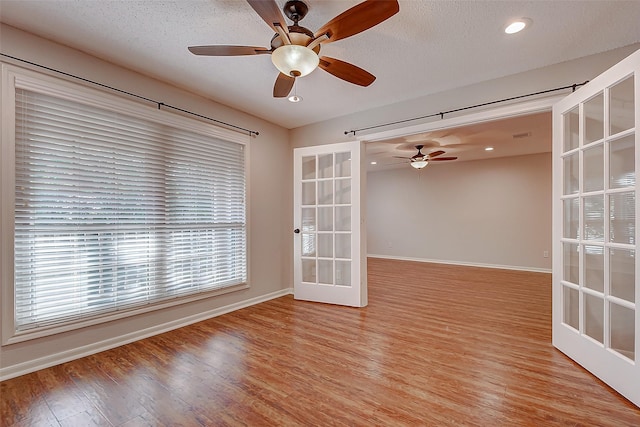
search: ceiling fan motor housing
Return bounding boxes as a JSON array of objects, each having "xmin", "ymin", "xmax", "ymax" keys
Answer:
[
  {"xmin": 270, "ymin": 1, "xmax": 319, "ymax": 53},
  {"xmin": 412, "ymin": 145, "xmax": 426, "ymax": 160},
  {"xmin": 283, "ymin": 0, "xmax": 309, "ymax": 23}
]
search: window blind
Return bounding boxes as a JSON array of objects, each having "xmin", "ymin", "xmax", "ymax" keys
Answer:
[{"xmin": 14, "ymin": 88, "xmax": 247, "ymax": 331}]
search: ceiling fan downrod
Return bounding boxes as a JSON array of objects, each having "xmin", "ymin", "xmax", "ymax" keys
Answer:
[{"xmin": 283, "ymin": 0, "xmax": 309, "ymax": 25}]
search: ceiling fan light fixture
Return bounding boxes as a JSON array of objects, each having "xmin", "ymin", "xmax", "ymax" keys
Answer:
[
  {"xmin": 272, "ymin": 45, "xmax": 319, "ymax": 77},
  {"xmin": 411, "ymin": 160, "xmax": 428, "ymax": 169}
]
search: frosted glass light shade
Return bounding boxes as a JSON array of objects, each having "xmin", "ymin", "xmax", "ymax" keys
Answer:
[
  {"xmin": 272, "ymin": 45, "xmax": 319, "ymax": 77},
  {"xmin": 411, "ymin": 160, "xmax": 428, "ymax": 169}
]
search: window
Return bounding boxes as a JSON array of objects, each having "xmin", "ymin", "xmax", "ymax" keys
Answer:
[{"xmin": 1, "ymin": 65, "xmax": 248, "ymax": 342}]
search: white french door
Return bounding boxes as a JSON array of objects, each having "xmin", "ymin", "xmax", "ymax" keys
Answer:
[
  {"xmin": 553, "ymin": 49, "xmax": 640, "ymax": 407},
  {"xmin": 293, "ymin": 141, "xmax": 366, "ymax": 307}
]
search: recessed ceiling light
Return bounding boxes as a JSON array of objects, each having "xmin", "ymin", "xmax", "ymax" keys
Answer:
[
  {"xmin": 370, "ymin": 161, "xmax": 377, "ymax": 165},
  {"xmin": 485, "ymin": 147, "xmax": 494, "ymax": 151},
  {"xmin": 505, "ymin": 18, "xmax": 531, "ymax": 34}
]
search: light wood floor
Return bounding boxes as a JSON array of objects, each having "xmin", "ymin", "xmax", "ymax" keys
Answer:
[{"xmin": 2, "ymin": 258, "xmax": 639, "ymax": 426}]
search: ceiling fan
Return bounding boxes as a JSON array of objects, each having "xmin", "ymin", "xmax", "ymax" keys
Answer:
[
  {"xmin": 188, "ymin": 0, "xmax": 400, "ymax": 98},
  {"xmin": 394, "ymin": 145, "xmax": 458, "ymax": 169}
]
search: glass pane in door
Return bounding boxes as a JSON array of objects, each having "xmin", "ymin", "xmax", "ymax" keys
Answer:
[
  {"xmin": 610, "ymin": 76, "xmax": 634, "ymax": 135},
  {"xmin": 609, "ymin": 192, "xmax": 635, "ymax": 244},
  {"xmin": 610, "ymin": 302, "xmax": 635, "ymax": 360},
  {"xmin": 302, "ymin": 156, "xmax": 316, "ymax": 179},
  {"xmin": 302, "ymin": 208, "xmax": 316, "ymax": 232},
  {"xmin": 302, "ymin": 234, "xmax": 316, "ymax": 256},
  {"xmin": 318, "ymin": 154, "xmax": 333, "ymax": 178},
  {"xmin": 563, "ymin": 106, "xmax": 580, "ymax": 152},
  {"xmin": 335, "ymin": 233, "xmax": 351, "ymax": 259},
  {"xmin": 609, "ymin": 134, "xmax": 635, "ymax": 188},
  {"xmin": 335, "ymin": 206, "xmax": 351, "ymax": 231},
  {"xmin": 318, "ymin": 181, "xmax": 333, "ymax": 205},
  {"xmin": 302, "ymin": 182, "xmax": 316, "ymax": 205},
  {"xmin": 335, "ymin": 152, "xmax": 351, "ymax": 177},
  {"xmin": 335, "ymin": 261, "xmax": 351, "ymax": 286},
  {"xmin": 583, "ymin": 195, "xmax": 604, "ymax": 241},
  {"xmin": 563, "ymin": 197, "xmax": 579, "ymax": 239},
  {"xmin": 317, "ymin": 234, "xmax": 333, "ymax": 258},
  {"xmin": 583, "ymin": 144, "xmax": 604, "ymax": 192},
  {"xmin": 610, "ymin": 248, "xmax": 635, "ymax": 303},
  {"xmin": 584, "ymin": 293, "xmax": 604, "ymax": 344},
  {"xmin": 583, "ymin": 245, "xmax": 604, "ymax": 292},
  {"xmin": 318, "ymin": 259, "xmax": 333, "ymax": 284},
  {"xmin": 563, "ymin": 242, "xmax": 579, "ymax": 284},
  {"xmin": 318, "ymin": 207, "xmax": 333, "ymax": 231},
  {"xmin": 563, "ymin": 153, "xmax": 580, "ymax": 195},
  {"xmin": 302, "ymin": 259, "xmax": 316, "ymax": 282},
  {"xmin": 563, "ymin": 285, "xmax": 579, "ymax": 330},
  {"xmin": 584, "ymin": 92, "xmax": 604, "ymax": 144},
  {"xmin": 335, "ymin": 178, "xmax": 351, "ymax": 204}
]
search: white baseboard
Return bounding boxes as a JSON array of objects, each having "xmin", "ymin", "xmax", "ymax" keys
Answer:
[
  {"xmin": 0, "ymin": 288, "xmax": 292, "ymax": 382},
  {"xmin": 367, "ymin": 254, "xmax": 552, "ymax": 274}
]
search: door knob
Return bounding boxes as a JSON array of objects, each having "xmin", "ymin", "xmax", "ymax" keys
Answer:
[{"xmin": 294, "ymin": 228, "xmax": 300, "ymax": 234}]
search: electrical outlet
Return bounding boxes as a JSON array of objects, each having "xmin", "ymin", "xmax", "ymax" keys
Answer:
[{"xmin": 543, "ymin": 251, "xmax": 549, "ymax": 258}]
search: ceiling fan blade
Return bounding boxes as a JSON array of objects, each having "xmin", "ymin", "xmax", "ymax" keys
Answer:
[
  {"xmin": 314, "ymin": 0, "xmax": 399, "ymax": 44},
  {"xmin": 428, "ymin": 150, "xmax": 446, "ymax": 158},
  {"xmin": 274, "ymin": 73, "xmax": 295, "ymax": 98},
  {"xmin": 430, "ymin": 157, "xmax": 458, "ymax": 161},
  {"xmin": 188, "ymin": 45, "xmax": 271, "ymax": 56},
  {"xmin": 392, "ymin": 156, "xmax": 412, "ymax": 159},
  {"xmin": 247, "ymin": 0, "xmax": 290, "ymax": 37},
  {"xmin": 319, "ymin": 57, "xmax": 376, "ymax": 87}
]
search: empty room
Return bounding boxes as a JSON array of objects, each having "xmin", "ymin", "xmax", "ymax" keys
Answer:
[{"xmin": 1, "ymin": 1, "xmax": 640, "ymax": 425}]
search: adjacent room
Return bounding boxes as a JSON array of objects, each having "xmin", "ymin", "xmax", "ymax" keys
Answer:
[{"xmin": 1, "ymin": 0, "xmax": 640, "ymax": 425}]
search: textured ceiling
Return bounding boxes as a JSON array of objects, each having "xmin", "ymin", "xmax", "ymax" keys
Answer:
[{"xmin": 1, "ymin": 1, "xmax": 639, "ymax": 130}]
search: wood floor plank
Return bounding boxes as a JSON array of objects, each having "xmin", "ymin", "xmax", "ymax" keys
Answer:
[{"xmin": 2, "ymin": 258, "xmax": 639, "ymax": 426}]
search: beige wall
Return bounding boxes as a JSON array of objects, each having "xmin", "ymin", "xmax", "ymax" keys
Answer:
[
  {"xmin": 367, "ymin": 153, "xmax": 552, "ymax": 271},
  {"xmin": 0, "ymin": 24, "xmax": 293, "ymax": 378}
]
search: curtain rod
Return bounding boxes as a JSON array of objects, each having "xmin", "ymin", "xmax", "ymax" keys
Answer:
[
  {"xmin": 344, "ymin": 81, "xmax": 589, "ymax": 136},
  {"xmin": 1, "ymin": 53, "xmax": 259, "ymax": 137}
]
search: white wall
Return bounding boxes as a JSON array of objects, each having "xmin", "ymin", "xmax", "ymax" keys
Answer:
[
  {"xmin": 0, "ymin": 24, "xmax": 293, "ymax": 379},
  {"xmin": 367, "ymin": 153, "xmax": 552, "ymax": 271}
]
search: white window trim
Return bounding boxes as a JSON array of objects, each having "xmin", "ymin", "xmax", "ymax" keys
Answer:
[{"xmin": 1, "ymin": 63, "xmax": 251, "ymax": 344}]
